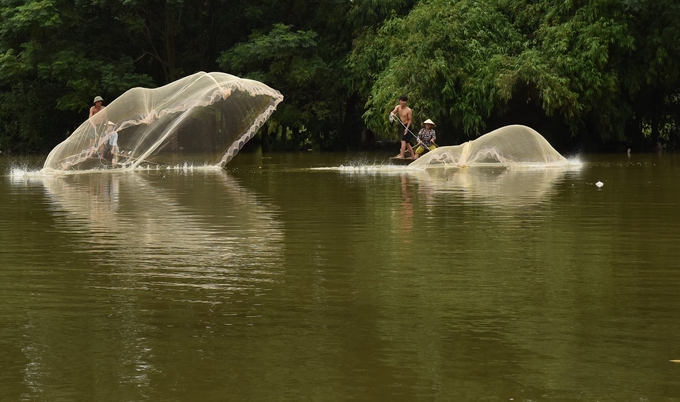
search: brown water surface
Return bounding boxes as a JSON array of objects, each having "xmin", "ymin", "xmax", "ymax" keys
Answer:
[{"xmin": 1, "ymin": 151, "xmax": 679, "ymax": 401}]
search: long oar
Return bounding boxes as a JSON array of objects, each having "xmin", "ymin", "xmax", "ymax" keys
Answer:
[
  {"xmin": 390, "ymin": 113, "xmax": 419, "ymax": 141},
  {"xmin": 391, "ymin": 116, "xmax": 438, "ymax": 153}
]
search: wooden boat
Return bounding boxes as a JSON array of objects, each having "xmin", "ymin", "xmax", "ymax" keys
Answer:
[
  {"xmin": 389, "ymin": 155, "xmax": 416, "ymax": 165},
  {"xmin": 388, "ymin": 150, "xmax": 416, "ymax": 165}
]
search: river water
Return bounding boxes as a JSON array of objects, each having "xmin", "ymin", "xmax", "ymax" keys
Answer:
[{"xmin": 1, "ymin": 151, "xmax": 679, "ymax": 401}]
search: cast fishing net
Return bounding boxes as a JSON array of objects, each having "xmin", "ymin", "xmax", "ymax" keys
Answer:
[
  {"xmin": 410, "ymin": 125, "xmax": 568, "ymax": 168},
  {"xmin": 43, "ymin": 72, "xmax": 283, "ymax": 171}
]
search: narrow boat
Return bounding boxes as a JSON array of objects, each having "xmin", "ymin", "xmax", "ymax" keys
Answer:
[
  {"xmin": 389, "ymin": 154, "xmax": 416, "ymax": 165},
  {"xmin": 388, "ymin": 150, "xmax": 417, "ymax": 165}
]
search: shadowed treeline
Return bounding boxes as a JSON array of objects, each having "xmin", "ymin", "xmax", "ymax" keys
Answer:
[{"xmin": 0, "ymin": 0, "xmax": 678, "ymax": 154}]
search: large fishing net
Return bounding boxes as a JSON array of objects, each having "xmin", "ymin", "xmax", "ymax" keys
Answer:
[
  {"xmin": 410, "ymin": 125, "xmax": 568, "ymax": 168},
  {"xmin": 43, "ymin": 72, "xmax": 283, "ymax": 172}
]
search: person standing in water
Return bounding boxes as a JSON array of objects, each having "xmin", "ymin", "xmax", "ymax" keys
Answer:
[
  {"xmin": 389, "ymin": 95, "xmax": 415, "ymax": 159},
  {"xmin": 414, "ymin": 119, "xmax": 437, "ymax": 159}
]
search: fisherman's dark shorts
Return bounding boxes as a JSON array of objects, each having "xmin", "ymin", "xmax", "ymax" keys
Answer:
[{"xmin": 397, "ymin": 125, "xmax": 410, "ymax": 143}]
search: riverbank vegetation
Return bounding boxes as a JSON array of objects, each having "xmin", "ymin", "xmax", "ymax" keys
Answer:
[{"xmin": 0, "ymin": 0, "xmax": 678, "ymax": 154}]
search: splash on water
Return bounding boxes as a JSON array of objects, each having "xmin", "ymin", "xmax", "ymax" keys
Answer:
[
  {"xmin": 9, "ymin": 167, "xmax": 46, "ymax": 184},
  {"xmin": 9, "ymin": 163, "xmax": 223, "ymax": 184}
]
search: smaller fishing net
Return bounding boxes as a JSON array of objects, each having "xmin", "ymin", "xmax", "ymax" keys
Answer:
[
  {"xmin": 43, "ymin": 72, "xmax": 283, "ymax": 172},
  {"xmin": 410, "ymin": 125, "xmax": 568, "ymax": 168}
]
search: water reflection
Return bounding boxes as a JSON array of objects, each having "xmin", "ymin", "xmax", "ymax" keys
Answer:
[
  {"xmin": 11, "ymin": 170, "xmax": 284, "ymax": 398},
  {"xmin": 396, "ymin": 175, "xmax": 414, "ymax": 244},
  {"xmin": 328, "ymin": 163, "xmax": 580, "ymax": 207},
  {"xmin": 4, "ymin": 153, "xmax": 680, "ymax": 400},
  {"xmin": 40, "ymin": 171, "xmax": 285, "ymax": 296},
  {"xmin": 408, "ymin": 166, "xmax": 579, "ymax": 206}
]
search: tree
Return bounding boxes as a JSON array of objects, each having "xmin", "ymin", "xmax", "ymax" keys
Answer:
[
  {"xmin": 348, "ymin": 0, "xmax": 680, "ymax": 150},
  {"xmin": 0, "ymin": 0, "xmax": 153, "ymax": 152},
  {"xmin": 1, "ymin": 0, "xmax": 678, "ymax": 153},
  {"xmin": 218, "ymin": 23, "xmax": 337, "ymax": 150},
  {"xmin": 348, "ymin": 0, "xmax": 525, "ymax": 143},
  {"xmin": 618, "ymin": 0, "xmax": 680, "ymax": 148}
]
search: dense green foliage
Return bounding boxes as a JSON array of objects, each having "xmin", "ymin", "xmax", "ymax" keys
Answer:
[
  {"xmin": 0, "ymin": 0, "xmax": 678, "ymax": 154},
  {"xmin": 350, "ymin": 0, "xmax": 680, "ymax": 149}
]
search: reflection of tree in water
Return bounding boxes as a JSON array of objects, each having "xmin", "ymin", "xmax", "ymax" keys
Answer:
[{"xmin": 36, "ymin": 170, "xmax": 284, "ymax": 395}]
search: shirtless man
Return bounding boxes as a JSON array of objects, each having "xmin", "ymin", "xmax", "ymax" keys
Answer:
[
  {"xmin": 87, "ymin": 96, "xmax": 106, "ymax": 151},
  {"xmin": 90, "ymin": 96, "xmax": 105, "ymax": 117},
  {"xmin": 389, "ymin": 95, "xmax": 415, "ymax": 158}
]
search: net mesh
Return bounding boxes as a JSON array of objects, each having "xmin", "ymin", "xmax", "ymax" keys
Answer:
[
  {"xmin": 43, "ymin": 72, "xmax": 283, "ymax": 171},
  {"xmin": 410, "ymin": 125, "xmax": 567, "ymax": 168}
]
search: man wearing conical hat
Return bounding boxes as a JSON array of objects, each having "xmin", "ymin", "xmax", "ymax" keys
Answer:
[{"xmin": 414, "ymin": 119, "xmax": 437, "ymax": 158}]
